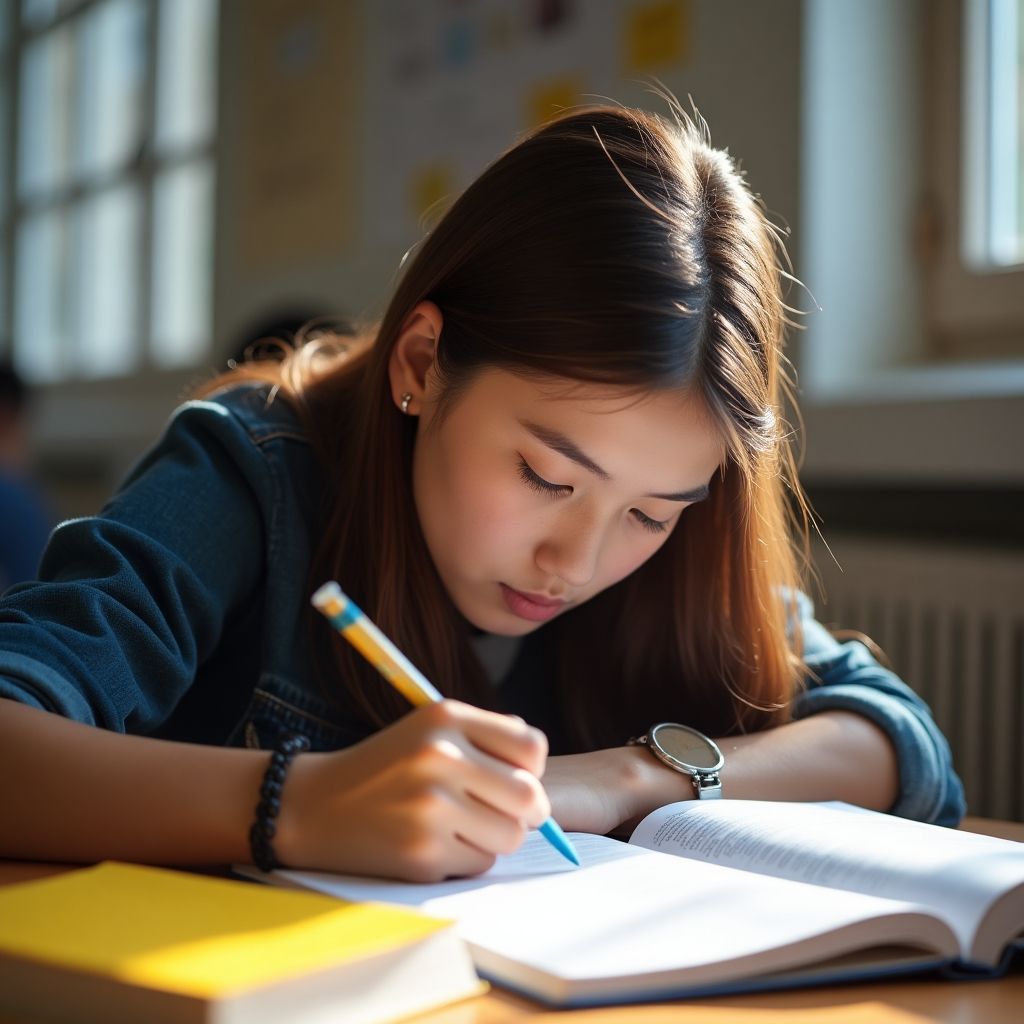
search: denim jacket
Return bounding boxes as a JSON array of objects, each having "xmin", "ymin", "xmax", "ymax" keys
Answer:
[{"xmin": 0, "ymin": 385, "xmax": 966, "ymax": 826}]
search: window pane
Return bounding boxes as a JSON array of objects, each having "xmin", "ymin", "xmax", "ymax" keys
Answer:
[
  {"xmin": 0, "ymin": 76, "xmax": 8, "ymax": 215},
  {"xmin": 73, "ymin": 182, "xmax": 141, "ymax": 377},
  {"xmin": 0, "ymin": 240, "xmax": 6, "ymax": 351},
  {"xmin": 18, "ymin": 27, "xmax": 74, "ymax": 200},
  {"xmin": 74, "ymin": 0, "xmax": 148, "ymax": 183},
  {"xmin": 150, "ymin": 160, "xmax": 213, "ymax": 367},
  {"xmin": 966, "ymin": 0, "xmax": 1024, "ymax": 268},
  {"xmin": 989, "ymin": 0, "xmax": 1024, "ymax": 264},
  {"xmin": 22, "ymin": 0, "xmax": 59, "ymax": 30},
  {"xmin": 155, "ymin": 0, "xmax": 217, "ymax": 153},
  {"xmin": 1014, "ymin": 0, "xmax": 1023, "ymax": 258},
  {"xmin": 14, "ymin": 209, "xmax": 71, "ymax": 382},
  {"xmin": 0, "ymin": 0, "xmax": 11, "ymax": 53}
]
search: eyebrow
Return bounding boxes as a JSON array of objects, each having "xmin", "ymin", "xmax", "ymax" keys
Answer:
[{"xmin": 518, "ymin": 419, "xmax": 712, "ymax": 503}]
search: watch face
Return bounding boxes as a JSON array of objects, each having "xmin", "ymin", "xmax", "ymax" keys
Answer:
[{"xmin": 651, "ymin": 723, "xmax": 724, "ymax": 772}]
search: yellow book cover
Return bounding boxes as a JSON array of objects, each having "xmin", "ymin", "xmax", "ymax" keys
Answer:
[{"xmin": 0, "ymin": 862, "xmax": 484, "ymax": 1024}]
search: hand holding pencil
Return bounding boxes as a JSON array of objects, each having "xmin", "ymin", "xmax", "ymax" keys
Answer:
[{"xmin": 312, "ymin": 581, "xmax": 580, "ymax": 870}]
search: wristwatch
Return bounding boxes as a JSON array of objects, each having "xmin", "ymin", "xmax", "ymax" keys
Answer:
[{"xmin": 629, "ymin": 722, "xmax": 725, "ymax": 799}]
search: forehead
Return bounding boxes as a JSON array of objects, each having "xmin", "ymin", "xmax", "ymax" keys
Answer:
[{"xmin": 456, "ymin": 368, "xmax": 726, "ymax": 472}]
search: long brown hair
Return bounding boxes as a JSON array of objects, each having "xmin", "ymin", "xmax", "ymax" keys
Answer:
[{"xmin": 199, "ymin": 100, "xmax": 810, "ymax": 749}]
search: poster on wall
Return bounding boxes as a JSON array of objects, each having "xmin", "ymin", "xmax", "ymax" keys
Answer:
[
  {"xmin": 234, "ymin": 0, "xmax": 360, "ymax": 272},
  {"xmin": 364, "ymin": 0, "xmax": 691, "ymax": 246}
]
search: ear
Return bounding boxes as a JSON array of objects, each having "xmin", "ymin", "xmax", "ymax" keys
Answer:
[{"xmin": 387, "ymin": 300, "xmax": 443, "ymax": 416}]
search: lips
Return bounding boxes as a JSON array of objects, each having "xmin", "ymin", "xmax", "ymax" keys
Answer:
[
  {"xmin": 499, "ymin": 583, "xmax": 569, "ymax": 623},
  {"xmin": 512, "ymin": 588, "xmax": 566, "ymax": 607}
]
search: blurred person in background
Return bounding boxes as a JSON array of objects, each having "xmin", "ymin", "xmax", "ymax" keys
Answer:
[
  {"xmin": 0, "ymin": 360, "xmax": 54, "ymax": 593},
  {"xmin": 225, "ymin": 310, "xmax": 356, "ymax": 369}
]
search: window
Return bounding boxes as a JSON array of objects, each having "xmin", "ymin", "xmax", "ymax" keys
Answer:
[
  {"xmin": 800, "ymin": 0, "xmax": 1024, "ymax": 485},
  {"xmin": 925, "ymin": 0, "xmax": 1024, "ymax": 360},
  {"xmin": 964, "ymin": 0, "xmax": 1024, "ymax": 270},
  {"xmin": 0, "ymin": 0, "xmax": 217, "ymax": 382}
]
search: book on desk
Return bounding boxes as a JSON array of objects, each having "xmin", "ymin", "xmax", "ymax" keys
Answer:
[
  {"xmin": 240, "ymin": 799, "xmax": 1024, "ymax": 1008},
  {"xmin": 0, "ymin": 861, "xmax": 484, "ymax": 1024}
]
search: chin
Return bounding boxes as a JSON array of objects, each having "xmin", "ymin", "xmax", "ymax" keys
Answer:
[
  {"xmin": 467, "ymin": 608, "xmax": 542, "ymax": 637},
  {"xmin": 491, "ymin": 617, "xmax": 544, "ymax": 638}
]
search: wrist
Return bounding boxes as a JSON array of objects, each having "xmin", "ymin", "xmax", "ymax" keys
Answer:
[
  {"xmin": 619, "ymin": 743, "xmax": 696, "ymax": 813},
  {"xmin": 262, "ymin": 747, "xmax": 322, "ymax": 869},
  {"xmin": 248, "ymin": 734, "xmax": 311, "ymax": 871}
]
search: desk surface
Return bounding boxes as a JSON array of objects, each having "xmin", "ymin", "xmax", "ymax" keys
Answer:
[{"xmin": 3, "ymin": 815, "xmax": 1022, "ymax": 1024}]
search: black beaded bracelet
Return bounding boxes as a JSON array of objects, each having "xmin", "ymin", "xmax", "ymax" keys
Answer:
[{"xmin": 249, "ymin": 732, "xmax": 310, "ymax": 872}]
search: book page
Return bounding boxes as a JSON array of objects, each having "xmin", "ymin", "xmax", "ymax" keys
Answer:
[
  {"xmin": 628, "ymin": 800, "xmax": 1024, "ymax": 959},
  {"xmin": 268, "ymin": 832, "xmax": 955, "ymax": 995},
  {"xmin": 270, "ymin": 830, "xmax": 585, "ymax": 908}
]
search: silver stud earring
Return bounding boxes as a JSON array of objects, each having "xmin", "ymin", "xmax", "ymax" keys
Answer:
[{"xmin": 399, "ymin": 392, "xmax": 413, "ymax": 415}]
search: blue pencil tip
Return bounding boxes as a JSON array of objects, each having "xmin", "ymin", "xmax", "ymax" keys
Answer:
[{"xmin": 538, "ymin": 818, "xmax": 581, "ymax": 866}]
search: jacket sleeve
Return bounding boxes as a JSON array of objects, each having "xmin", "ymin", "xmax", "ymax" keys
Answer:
[
  {"xmin": 0, "ymin": 399, "xmax": 269, "ymax": 733},
  {"xmin": 790, "ymin": 590, "xmax": 966, "ymax": 827}
]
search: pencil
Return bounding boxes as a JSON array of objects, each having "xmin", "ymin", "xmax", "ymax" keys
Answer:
[{"xmin": 311, "ymin": 581, "xmax": 580, "ymax": 867}]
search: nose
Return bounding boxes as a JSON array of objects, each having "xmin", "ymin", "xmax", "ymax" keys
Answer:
[{"xmin": 534, "ymin": 512, "xmax": 604, "ymax": 589}]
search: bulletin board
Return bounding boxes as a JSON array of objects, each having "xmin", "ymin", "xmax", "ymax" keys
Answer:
[
  {"xmin": 234, "ymin": 0, "xmax": 360, "ymax": 271},
  {"xmin": 364, "ymin": 0, "xmax": 691, "ymax": 244}
]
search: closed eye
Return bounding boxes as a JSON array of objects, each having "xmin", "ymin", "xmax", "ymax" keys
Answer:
[
  {"xmin": 518, "ymin": 456, "xmax": 670, "ymax": 535},
  {"xmin": 632, "ymin": 509, "xmax": 669, "ymax": 534},
  {"xmin": 517, "ymin": 456, "xmax": 572, "ymax": 496}
]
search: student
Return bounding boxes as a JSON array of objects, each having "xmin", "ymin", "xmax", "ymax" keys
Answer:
[
  {"xmin": 0, "ymin": 361, "xmax": 53, "ymax": 593},
  {"xmin": 0, "ymin": 104, "xmax": 963, "ymax": 882}
]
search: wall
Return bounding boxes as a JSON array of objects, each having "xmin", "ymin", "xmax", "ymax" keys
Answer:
[{"xmin": 213, "ymin": 0, "xmax": 804, "ymax": 365}]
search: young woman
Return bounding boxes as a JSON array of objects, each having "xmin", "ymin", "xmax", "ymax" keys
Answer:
[{"xmin": 0, "ymin": 104, "xmax": 963, "ymax": 882}]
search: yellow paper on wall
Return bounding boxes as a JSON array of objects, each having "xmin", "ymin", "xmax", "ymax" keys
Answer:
[
  {"xmin": 527, "ymin": 76, "xmax": 586, "ymax": 128},
  {"xmin": 624, "ymin": 0, "xmax": 691, "ymax": 72}
]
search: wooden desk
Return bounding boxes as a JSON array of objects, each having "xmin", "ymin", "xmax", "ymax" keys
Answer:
[{"xmin": 3, "ymin": 817, "xmax": 1022, "ymax": 1024}]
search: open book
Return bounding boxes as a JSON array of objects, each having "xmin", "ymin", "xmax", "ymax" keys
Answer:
[{"xmin": 240, "ymin": 800, "xmax": 1024, "ymax": 1007}]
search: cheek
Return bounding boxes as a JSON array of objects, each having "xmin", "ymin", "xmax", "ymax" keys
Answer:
[
  {"xmin": 600, "ymin": 530, "xmax": 673, "ymax": 590},
  {"xmin": 458, "ymin": 477, "xmax": 532, "ymax": 550},
  {"xmin": 429, "ymin": 450, "xmax": 530, "ymax": 554}
]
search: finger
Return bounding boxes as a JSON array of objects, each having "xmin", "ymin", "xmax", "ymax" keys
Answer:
[
  {"xmin": 394, "ymin": 789, "xmax": 512, "ymax": 882},
  {"xmin": 455, "ymin": 742, "xmax": 551, "ymax": 828},
  {"xmin": 409, "ymin": 732, "xmax": 550, "ymax": 827},
  {"xmin": 448, "ymin": 789, "xmax": 530, "ymax": 859},
  {"xmin": 423, "ymin": 827, "xmax": 499, "ymax": 876},
  {"xmin": 439, "ymin": 835, "xmax": 498, "ymax": 880},
  {"xmin": 421, "ymin": 701, "xmax": 548, "ymax": 776}
]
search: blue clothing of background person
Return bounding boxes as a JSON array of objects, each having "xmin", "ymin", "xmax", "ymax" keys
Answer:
[
  {"xmin": 0, "ymin": 361, "xmax": 53, "ymax": 592},
  {"xmin": 0, "ymin": 468, "xmax": 52, "ymax": 592}
]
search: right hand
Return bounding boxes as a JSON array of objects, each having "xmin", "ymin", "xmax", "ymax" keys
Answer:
[{"xmin": 274, "ymin": 700, "xmax": 550, "ymax": 882}]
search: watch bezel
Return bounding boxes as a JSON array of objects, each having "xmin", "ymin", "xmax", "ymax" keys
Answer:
[{"xmin": 647, "ymin": 722, "xmax": 725, "ymax": 776}]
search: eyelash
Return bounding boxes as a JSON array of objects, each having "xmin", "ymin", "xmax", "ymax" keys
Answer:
[
  {"xmin": 516, "ymin": 457, "xmax": 669, "ymax": 535},
  {"xmin": 517, "ymin": 457, "xmax": 571, "ymax": 497}
]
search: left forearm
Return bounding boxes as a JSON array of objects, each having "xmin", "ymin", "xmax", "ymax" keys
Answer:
[
  {"xmin": 711, "ymin": 710, "xmax": 899, "ymax": 810},
  {"xmin": 546, "ymin": 711, "xmax": 900, "ymax": 835},
  {"xmin": 626, "ymin": 710, "xmax": 899, "ymax": 814}
]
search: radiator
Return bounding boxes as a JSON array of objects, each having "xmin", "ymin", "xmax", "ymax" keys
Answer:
[{"xmin": 809, "ymin": 536, "xmax": 1024, "ymax": 821}]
